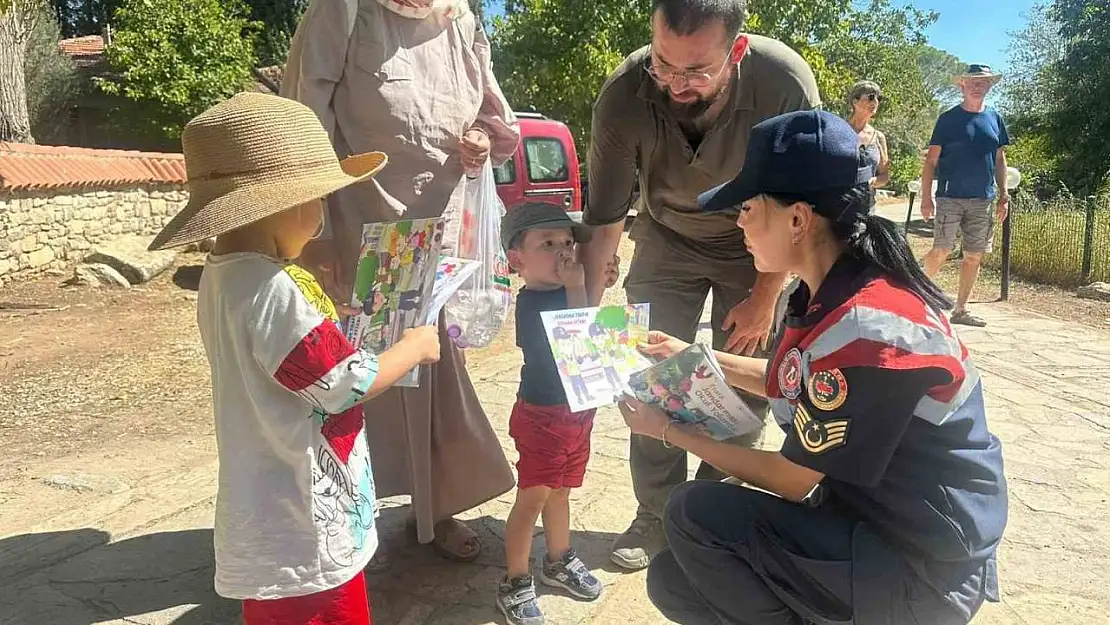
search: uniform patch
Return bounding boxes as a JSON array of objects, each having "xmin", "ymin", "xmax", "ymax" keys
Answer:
[
  {"xmin": 808, "ymin": 368, "xmax": 848, "ymax": 411},
  {"xmin": 793, "ymin": 403, "xmax": 850, "ymax": 455},
  {"xmin": 777, "ymin": 348, "xmax": 803, "ymax": 400}
]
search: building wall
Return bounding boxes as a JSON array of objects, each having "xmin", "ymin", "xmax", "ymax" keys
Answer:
[{"xmin": 0, "ymin": 184, "xmax": 187, "ymax": 283}]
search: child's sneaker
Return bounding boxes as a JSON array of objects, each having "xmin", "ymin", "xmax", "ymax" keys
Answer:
[
  {"xmin": 538, "ymin": 548, "xmax": 602, "ymax": 600},
  {"xmin": 497, "ymin": 575, "xmax": 544, "ymax": 625}
]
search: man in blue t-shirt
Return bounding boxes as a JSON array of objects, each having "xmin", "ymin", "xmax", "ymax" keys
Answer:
[{"xmin": 921, "ymin": 64, "xmax": 1010, "ymax": 327}]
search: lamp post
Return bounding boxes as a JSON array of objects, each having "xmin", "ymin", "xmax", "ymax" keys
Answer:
[{"xmin": 999, "ymin": 166, "xmax": 1022, "ymax": 301}]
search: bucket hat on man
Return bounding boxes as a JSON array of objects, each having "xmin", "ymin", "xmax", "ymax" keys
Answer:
[
  {"xmin": 952, "ymin": 63, "xmax": 1003, "ymax": 85},
  {"xmin": 149, "ymin": 92, "xmax": 387, "ymax": 251}
]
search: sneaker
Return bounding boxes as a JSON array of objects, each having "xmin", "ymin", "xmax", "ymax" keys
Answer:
[
  {"xmin": 497, "ymin": 575, "xmax": 544, "ymax": 625},
  {"xmin": 539, "ymin": 548, "xmax": 602, "ymax": 600},
  {"xmin": 610, "ymin": 513, "xmax": 665, "ymax": 571}
]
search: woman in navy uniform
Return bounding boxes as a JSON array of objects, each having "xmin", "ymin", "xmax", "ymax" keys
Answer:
[{"xmin": 618, "ymin": 110, "xmax": 1007, "ymax": 625}]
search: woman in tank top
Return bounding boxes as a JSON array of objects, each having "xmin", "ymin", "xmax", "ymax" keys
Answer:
[{"xmin": 846, "ymin": 81, "xmax": 890, "ymax": 213}]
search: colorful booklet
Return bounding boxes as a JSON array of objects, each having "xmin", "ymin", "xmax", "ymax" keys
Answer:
[
  {"xmin": 628, "ymin": 343, "xmax": 763, "ymax": 440},
  {"xmin": 539, "ymin": 304, "xmax": 653, "ymax": 413},
  {"xmin": 343, "ymin": 219, "xmax": 445, "ymax": 387}
]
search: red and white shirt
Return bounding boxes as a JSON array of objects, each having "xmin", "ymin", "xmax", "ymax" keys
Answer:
[{"xmin": 197, "ymin": 253, "xmax": 379, "ymax": 600}]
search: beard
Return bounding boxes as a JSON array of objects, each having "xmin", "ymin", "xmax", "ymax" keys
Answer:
[{"xmin": 663, "ymin": 76, "xmax": 730, "ymax": 123}]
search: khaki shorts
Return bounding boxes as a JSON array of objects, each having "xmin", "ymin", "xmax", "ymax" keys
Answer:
[{"xmin": 933, "ymin": 197, "xmax": 995, "ymax": 254}]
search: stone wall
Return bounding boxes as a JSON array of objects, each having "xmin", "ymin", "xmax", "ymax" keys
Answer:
[{"xmin": 0, "ymin": 184, "xmax": 188, "ymax": 283}]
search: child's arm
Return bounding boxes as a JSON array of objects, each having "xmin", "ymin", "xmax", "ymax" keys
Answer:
[
  {"xmin": 558, "ymin": 250, "xmax": 587, "ymax": 308},
  {"xmin": 250, "ymin": 273, "xmax": 439, "ymax": 418}
]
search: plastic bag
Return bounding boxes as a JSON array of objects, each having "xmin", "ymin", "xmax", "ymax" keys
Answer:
[{"xmin": 442, "ymin": 161, "xmax": 513, "ymax": 348}]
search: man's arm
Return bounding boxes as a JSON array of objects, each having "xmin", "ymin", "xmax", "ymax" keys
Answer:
[
  {"xmin": 920, "ymin": 146, "xmax": 942, "ymax": 219},
  {"xmin": 995, "ymin": 148, "xmax": 1009, "ymax": 220},
  {"xmin": 583, "ymin": 85, "xmax": 638, "ymax": 306}
]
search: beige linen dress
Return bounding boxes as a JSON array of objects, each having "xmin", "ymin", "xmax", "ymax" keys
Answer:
[{"xmin": 282, "ymin": 0, "xmax": 519, "ymax": 543}]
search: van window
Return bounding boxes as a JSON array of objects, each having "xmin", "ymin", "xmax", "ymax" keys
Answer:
[
  {"xmin": 524, "ymin": 138, "xmax": 569, "ymax": 183},
  {"xmin": 493, "ymin": 158, "xmax": 516, "ymax": 185}
]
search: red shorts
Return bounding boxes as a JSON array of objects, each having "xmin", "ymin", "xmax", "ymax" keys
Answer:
[
  {"xmin": 509, "ymin": 400, "xmax": 595, "ymax": 490},
  {"xmin": 242, "ymin": 571, "xmax": 372, "ymax": 625}
]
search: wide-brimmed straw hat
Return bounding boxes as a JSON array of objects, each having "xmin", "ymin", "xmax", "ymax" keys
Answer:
[
  {"xmin": 952, "ymin": 63, "xmax": 1003, "ymax": 85},
  {"xmin": 149, "ymin": 92, "xmax": 387, "ymax": 251}
]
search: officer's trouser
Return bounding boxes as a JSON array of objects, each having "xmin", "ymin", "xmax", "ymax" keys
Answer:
[
  {"xmin": 623, "ymin": 234, "xmax": 774, "ymax": 520},
  {"xmin": 646, "ymin": 481, "xmax": 973, "ymax": 625}
]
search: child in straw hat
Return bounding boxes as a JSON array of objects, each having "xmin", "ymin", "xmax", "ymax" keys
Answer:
[{"xmin": 149, "ymin": 92, "xmax": 440, "ymax": 624}]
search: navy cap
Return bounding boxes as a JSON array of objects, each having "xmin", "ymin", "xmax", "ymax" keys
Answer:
[{"xmin": 698, "ymin": 110, "xmax": 872, "ymax": 214}]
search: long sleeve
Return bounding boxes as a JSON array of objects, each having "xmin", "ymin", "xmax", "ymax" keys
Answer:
[
  {"xmin": 470, "ymin": 23, "xmax": 520, "ymax": 167},
  {"xmin": 280, "ymin": 0, "xmax": 357, "ymax": 140}
]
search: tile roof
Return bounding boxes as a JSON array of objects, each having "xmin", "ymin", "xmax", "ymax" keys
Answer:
[
  {"xmin": 58, "ymin": 35, "xmax": 107, "ymax": 70},
  {"xmin": 0, "ymin": 143, "xmax": 187, "ymax": 192}
]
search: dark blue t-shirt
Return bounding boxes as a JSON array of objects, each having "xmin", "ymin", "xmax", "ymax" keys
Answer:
[
  {"xmin": 515, "ymin": 287, "xmax": 569, "ymax": 406},
  {"xmin": 930, "ymin": 105, "xmax": 1010, "ymax": 200}
]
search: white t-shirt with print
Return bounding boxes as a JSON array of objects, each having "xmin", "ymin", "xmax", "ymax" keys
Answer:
[{"xmin": 197, "ymin": 252, "xmax": 380, "ymax": 600}]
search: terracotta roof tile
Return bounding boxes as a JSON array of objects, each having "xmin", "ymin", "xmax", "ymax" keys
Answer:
[
  {"xmin": 0, "ymin": 143, "xmax": 187, "ymax": 192},
  {"xmin": 58, "ymin": 35, "xmax": 105, "ymax": 57}
]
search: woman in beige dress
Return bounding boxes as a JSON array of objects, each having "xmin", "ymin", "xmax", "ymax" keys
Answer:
[{"xmin": 282, "ymin": 0, "xmax": 519, "ymax": 563}]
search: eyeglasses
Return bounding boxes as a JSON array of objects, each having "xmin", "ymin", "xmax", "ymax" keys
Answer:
[
  {"xmin": 644, "ymin": 49, "xmax": 731, "ymax": 89},
  {"xmin": 858, "ymin": 93, "xmax": 884, "ymax": 103}
]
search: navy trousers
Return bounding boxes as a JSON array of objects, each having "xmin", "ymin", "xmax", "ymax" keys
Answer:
[{"xmin": 647, "ymin": 481, "xmax": 969, "ymax": 625}]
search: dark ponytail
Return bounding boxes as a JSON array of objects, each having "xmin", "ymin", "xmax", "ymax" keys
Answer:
[{"xmin": 768, "ymin": 185, "xmax": 953, "ymax": 313}]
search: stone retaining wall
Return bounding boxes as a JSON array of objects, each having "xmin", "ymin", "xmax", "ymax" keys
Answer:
[{"xmin": 0, "ymin": 184, "xmax": 187, "ymax": 283}]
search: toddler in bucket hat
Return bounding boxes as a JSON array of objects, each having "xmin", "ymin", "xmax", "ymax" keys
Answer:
[{"xmin": 160, "ymin": 92, "xmax": 441, "ymax": 625}]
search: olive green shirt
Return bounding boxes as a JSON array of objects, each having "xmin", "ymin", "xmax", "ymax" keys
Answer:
[{"xmin": 585, "ymin": 35, "xmax": 820, "ymax": 260}]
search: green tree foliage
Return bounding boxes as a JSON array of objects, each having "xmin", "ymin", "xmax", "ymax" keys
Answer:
[
  {"xmin": 48, "ymin": 0, "xmax": 121, "ymax": 37},
  {"xmin": 491, "ymin": 0, "xmax": 954, "ymax": 192},
  {"xmin": 25, "ymin": 1, "xmax": 79, "ymax": 142},
  {"xmin": 98, "ymin": 0, "xmax": 258, "ymax": 141},
  {"xmin": 1002, "ymin": 0, "xmax": 1109, "ymax": 195},
  {"xmin": 242, "ymin": 0, "xmax": 308, "ymax": 67}
]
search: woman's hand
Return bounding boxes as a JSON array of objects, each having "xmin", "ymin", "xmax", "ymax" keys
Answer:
[
  {"xmin": 639, "ymin": 331, "xmax": 690, "ymax": 361},
  {"xmin": 617, "ymin": 395, "xmax": 671, "ymax": 441},
  {"xmin": 460, "ymin": 128, "xmax": 491, "ymax": 176}
]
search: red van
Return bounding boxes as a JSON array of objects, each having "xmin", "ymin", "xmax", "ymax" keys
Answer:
[{"xmin": 494, "ymin": 112, "xmax": 581, "ymax": 214}]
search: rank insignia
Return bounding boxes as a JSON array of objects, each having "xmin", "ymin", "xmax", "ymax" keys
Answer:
[
  {"xmin": 793, "ymin": 403, "xmax": 849, "ymax": 455},
  {"xmin": 808, "ymin": 368, "xmax": 848, "ymax": 411},
  {"xmin": 778, "ymin": 348, "xmax": 803, "ymax": 400}
]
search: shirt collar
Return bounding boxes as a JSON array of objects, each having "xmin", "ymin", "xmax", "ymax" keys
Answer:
[{"xmin": 785, "ymin": 254, "xmax": 875, "ymax": 327}]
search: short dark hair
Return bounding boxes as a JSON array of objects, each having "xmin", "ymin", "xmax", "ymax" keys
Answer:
[{"xmin": 651, "ymin": 0, "xmax": 749, "ymax": 39}]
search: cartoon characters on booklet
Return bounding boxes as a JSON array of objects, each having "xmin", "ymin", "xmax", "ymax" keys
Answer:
[
  {"xmin": 550, "ymin": 318, "xmax": 644, "ymax": 401},
  {"xmin": 629, "ymin": 350, "xmax": 716, "ymax": 437},
  {"xmin": 351, "ymin": 222, "xmax": 443, "ymax": 347}
]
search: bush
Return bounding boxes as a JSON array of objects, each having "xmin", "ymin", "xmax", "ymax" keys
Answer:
[
  {"xmin": 23, "ymin": 4, "xmax": 80, "ymax": 143},
  {"xmin": 98, "ymin": 0, "xmax": 259, "ymax": 140}
]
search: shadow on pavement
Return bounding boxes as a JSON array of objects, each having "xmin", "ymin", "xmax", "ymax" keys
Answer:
[
  {"xmin": 0, "ymin": 528, "xmax": 238, "ymax": 625},
  {"xmin": 0, "ymin": 512, "xmax": 625, "ymax": 625}
]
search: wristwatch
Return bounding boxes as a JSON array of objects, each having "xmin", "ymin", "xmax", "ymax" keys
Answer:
[{"xmin": 800, "ymin": 480, "xmax": 827, "ymax": 508}]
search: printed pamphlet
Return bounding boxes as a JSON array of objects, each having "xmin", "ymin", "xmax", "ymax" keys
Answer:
[
  {"xmin": 539, "ymin": 304, "xmax": 652, "ymax": 413},
  {"xmin": 344, "ymin": 219, "xmax": 445, "ymax": 387},
  {"xmin": 628, "ymin": 343, "xmax": 763, "ymax": 440}
]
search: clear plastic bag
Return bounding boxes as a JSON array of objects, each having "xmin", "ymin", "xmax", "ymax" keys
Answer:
[{"xmin": 443, "ymin": 161, "xmax": 513, "ymax": 348}]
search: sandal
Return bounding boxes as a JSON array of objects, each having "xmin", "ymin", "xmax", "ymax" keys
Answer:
[
  {"xmin": 950, "ymin": 310, "xmax": 987, "ymax": 327},
  {"xmin": 431, "ymin": 518, "xmax": 482, "ymax": 562}
]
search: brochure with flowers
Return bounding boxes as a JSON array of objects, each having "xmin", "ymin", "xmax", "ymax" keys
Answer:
[
  {"xmin": 539, "ymin": 304, "xmax": 652, "ymax": 412},
  {"xmin": 628, "ymin": 343, "xmax": 763, "ymax": 440}
]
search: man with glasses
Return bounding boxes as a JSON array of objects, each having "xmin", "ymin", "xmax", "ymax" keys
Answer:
[
  {"xmin": 579, "ymin": 0, "xmax": 819, "ymax": 571},
  {"xmin": 921, "ymin": 64, "xmax": 1010, "ymax": 327}
]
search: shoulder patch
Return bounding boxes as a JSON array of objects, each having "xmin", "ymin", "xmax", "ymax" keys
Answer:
[
  {"xmin": 284, "ymin": 264, "xmax": 339, "ymax": 322},
  {"xmin": 778, "ymin": 348, "xmax": 803, "ymax": 400},
  {"xmin": 793, "ymin": 403, "xmax": 850, "ymax": 455},
  {"xmin": 808, "ymin": 368, "xmax": 848, "ymax": 411}
]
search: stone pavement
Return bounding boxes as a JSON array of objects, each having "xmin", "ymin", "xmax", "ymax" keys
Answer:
[{"xmin": 1, "ymin": 288, "xmax": 1109, "ymax": 624}]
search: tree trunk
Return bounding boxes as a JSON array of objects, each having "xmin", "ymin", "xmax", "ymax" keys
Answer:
[{"xmin": 0, "ymin": 8, "xmax": 34, "ymax": 144}]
